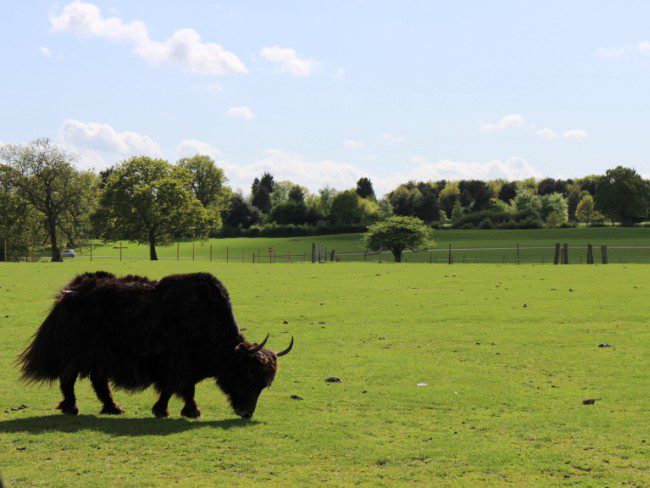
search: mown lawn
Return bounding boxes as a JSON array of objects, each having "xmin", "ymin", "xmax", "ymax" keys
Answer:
[{"xmin": 0, "ymin": 262, "xmax": 648, "ymax": 486}]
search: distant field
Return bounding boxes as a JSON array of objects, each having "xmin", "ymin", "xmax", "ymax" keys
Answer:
[
  {"xmin": 0, "ymin": 262, "xmax": 648, "ymax": 486},
  {"xmin": 63, "ymin": 226, "xmax": 650, "ymax": 263}
]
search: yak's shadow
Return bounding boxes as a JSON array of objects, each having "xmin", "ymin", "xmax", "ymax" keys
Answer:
[{"xmin": 0, "ymin": 414, "xmax": 257, "ymax": 436}]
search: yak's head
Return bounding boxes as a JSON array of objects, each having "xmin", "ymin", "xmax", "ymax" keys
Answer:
[{"xmin": 218, "ymin": 334, "xmax": 293, "ymax": 419}]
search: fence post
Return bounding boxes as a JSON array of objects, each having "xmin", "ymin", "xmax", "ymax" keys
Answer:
[
  {"xmin": 516, "ymin": 242, "xmax": 520, "ymax": 265},
  {"xmin": 192, "ymin": 243, "xmax": 195, "ymax": 261},
  {"xmin": 429, "ymin": 249, "xmax": 432, "ymax": 264},
  {"xmin": 226, "ymin": 246, "xmax": 229, "ymax": 263},
  {"xmin": 209, "ymin": 244, "xmax": 213, "ymax": 262},
  {"xmin": 330, "ymin": 250, "xmax": 335, "ymax": 262},
  {"xmin": 562, "ymin": 243, "xmax": 569, "ymax": 264},
  {"xmin": 364, "ymin": 250, "xmax": 367, "ymax": 262},
  {"xmin": 601, "ymin": 245, "xmax": 608, "ymax": 264},
  {"xmin": 448, "ymin": 244, "xmax": 453, "ymax": 264},
  {"xmin": 553, "ymin": 243, "xmax": 560, "ymax": 265},
  {"xmin": 176, "ymin": 242, "xmax": 179, "ymax": 261},
  {"xmin": 311, "ymin": 243, "xmax": 316, "ymax": 263},
  {"xmin": 242, "ymin": 249, "xmax": 245, "ymax": 263},
  {"xmin": 252, "ymin": 253, "xmax": 255, "ymax": 263},
  {"xmin": 587, "ymin": 243, "xmax": 594, "ymax": 264},
  {"xmin": 90, "ymin": 241, "xmax": 93, "ymax": 262}
]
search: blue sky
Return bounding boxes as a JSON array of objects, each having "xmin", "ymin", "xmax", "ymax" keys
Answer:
[{"xmin": 2, "ymin": 1, "xmax": 649, "ymax": 194}]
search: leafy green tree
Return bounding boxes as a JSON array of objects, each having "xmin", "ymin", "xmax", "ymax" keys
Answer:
[
  {"xmin": 95, "ymin": 156, "xmax": 208, "ymax": 260},
  {"xmin": 458, "ymin": 180, "xmax": 492, "ymax": 212},
  {"xmin": 1, "ymin": 138, "xmax": 90, "ymax": 262},
  {"xmin": 364, "ymin": 216, "xmax": 430, "ymax": 262},
  {"xmin": 575, "ymin": 193, "xmax": 600, "ymax": 225},
  {"xmin": 288, "ymin": 185, "xmax": 306, "ymax": 203},
  {"xmin": 438, "ymin": 182, "xmax": 460, "ymax": 218},
  {"xmin": 512, "ymin": 188, "xmax": 542, "ymax": 218},
  {"xmin": 0, "ymin": 165, "xmax": 44, "ymax": 261},
  {"xmin": 251, "ymin": 185, "xmax": 272, "ymax": 213},
  {"xmin": 177, "ymin": 155, "xmax": 228, "ymax": 208},
  {"xmin": 595, "ymin": 166, "xmax": 649, "ymax": 226},
  {"xmin": 329, "ymin": 190, "xmax": 378, "ymax": 225},
  {"xmin": 451, "ymin": 200, "xmax": 465, "ymax": 222},
  {"xmin": 356, "ymin": 177, "xmax": 376, "ymax": 200},
  {"xmin": 498, "ymin": 181, "xmax": 518, "ymax": 203},
  {"xmin": 222, "ymin": 193, "xmax": 260, "ymax": 229},
  {"xmin": 540, "ymin": 192, "xmax": 568, "ymax": 226}
]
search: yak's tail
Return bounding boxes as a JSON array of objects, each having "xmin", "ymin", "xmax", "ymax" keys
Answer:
[{"xmin": 18, "ymin": 303, "xmax": 66, "ymax": 383}]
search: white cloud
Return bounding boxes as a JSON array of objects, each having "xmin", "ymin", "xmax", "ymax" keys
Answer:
[
  {"xmin": 535, "ymin": 128, "xmax": 558, "ymax": 140},
  {"xmin": 562, "ymin": 129, "xmax": 588, "ymax": 139},
  {"xmin": 381, "ymin": 133, "xmax": 406, "ymax": 144},
  {"xmin": 176, "ymin": 139, "xmax": 222, "ymax": 159},
  {"xmin": 50, "ymin": 1, "xmax": 247, "ymax": 75},
  {"xmin": 398, "ymin": 155, "xmax": 541, "ymax": 183},
  {"xmin": 38, "ymin": 46, "xmax": 63, "ymax": 60},
  {"xmin": 598, "ymin": 41, "xmax": 650, "ymax": 59},
  {"xmin": 335, "ymin": 67, "xmax": 345, "ymax": 80},
  {"xmin": 343, "ymin": 140, "xmax": 364, "ymax": 149},
  {"xmin": 38, "ymin": 46, "xmax": 53, "ymax": 58},
  {"xmin": 226, "ymin": 106, "xmax": 256, "ymax": 120},
  {"xmin": 260, "ymin": 45, "xmax": 319, "ymax": 76},
  {"xmin": 479, "ymin": 113, "xmax": 525, "ymax": 133},
  {"xmin": 59, "ymin": 119, "xmax": 161, "ymax": 168}
]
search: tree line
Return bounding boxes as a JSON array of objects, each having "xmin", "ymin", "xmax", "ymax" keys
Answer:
[{"xmin": 1, "ymin": 138, "xmax": 649, "ymax": 261}]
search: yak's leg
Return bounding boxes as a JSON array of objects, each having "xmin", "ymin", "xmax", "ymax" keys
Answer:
[
  {"xmin": 152, "ymin": 390, "xmax": 172, "ymax": 418},
  {"xmin": 56, "ymin": 371, "xmax": 79, "ymax": 415},
  {"xmin": 90, "ymin": 371, "xmax": 125, "ymax": 415},
  {"xmin": 180, "ymin": 384, "xmax": 201, "ymax": 419}
]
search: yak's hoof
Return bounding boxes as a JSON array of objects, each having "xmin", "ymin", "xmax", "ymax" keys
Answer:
[
  {"xmin": 56, "ymin": 401, "xmax": 78, "ymax": 415},
  {"xmin": 152, "ymin": 406, "xmax": 169, "ymax": 418},
  {"xmin": 100, "ymin": 404, "xmax": 125, "ymax": 415},
  {"xmin": 181, "ymin": 405, "xmax": 201, "ymax": 419}
]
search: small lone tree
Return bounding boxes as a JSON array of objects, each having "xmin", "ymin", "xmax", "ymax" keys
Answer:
[{"xmin": 364, "ymin": 216, "xmax": 430, "ymax": 262}]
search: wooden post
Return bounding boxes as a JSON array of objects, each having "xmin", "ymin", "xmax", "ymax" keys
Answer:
[
  {"xmin": 330, "ymin": 250, "xmax": 335, "ymax": 262},
  {"xmin": 311, "ymin": 243, "xmax": 316, "ymax": 263},
  {"xmin": 209, "ymin": 244, "xmax": 213, "ymax": 262},
  {"xmin": 429, "ymin": 249, "xmax": 432, "ymax": 264},
  {"xmin": 553, "ymin": 243, "xmax": 560, "ymax": 265},
  {"xmin": 226, "ymin": 246, "xmax": 229, "ymax": 263},
  {"xmin": 288, "ymin": 250, "xmax": 291, "ymax": 263},
  {"xmin": 252, "ymin": 253, "xmax": 255, "ymax": 263},
  {"xmin": 364, "ymin": 250, "xmax": 367, "ymax": 262},
  {"xmin": 192, "ymin": 242, "xmax": 195, "ymax": 261},
  {"xmin": 176, "ymin": 242, "xmax": 179, "ymax": 261},
  {"xmin": 448, "ymin": 244, "xmax": 453, "ymax": 264},
  {"xmin": 516, "ymin": 242, "xmax": 520, "ymax": 265},
  {"xmin": 119, "ymin": 243, "xmax": 123, "ymax": 261},
  {"xmin": 601, "ymin": 245, "xmax": 608, "ymax": 264},
  {"xmin": 587, "ymin": 243, "xmax": 594, "ymax": 264},
  {"xmin": 242, "ymin": 249, "xmax": 245, "ymax": 262},
  {"xmin": 90, "ymin": 241, "xmax": 93, "ymax": 262},
  {"xmin": 562, "ymin": 243, "xmax": 569, "ymax": 264}
]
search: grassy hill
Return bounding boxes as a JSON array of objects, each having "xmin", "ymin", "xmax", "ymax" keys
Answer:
[{"xmin": 66, "ymin": 226, "xmax": 650, "ymax": 263}]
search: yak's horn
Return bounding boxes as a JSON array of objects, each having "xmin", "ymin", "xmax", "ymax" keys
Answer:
[
  {"xmin": 248, "ymin": 333, "xmax": 270, "ymax": 355},
  {"xmin": 276, "ymin": 336, "xmax": 294, "ymax": 357}
]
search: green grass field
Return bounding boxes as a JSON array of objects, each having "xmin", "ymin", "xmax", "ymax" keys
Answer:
[
  {"xmin": 55, "ymin": 226, "xmax": 650, "ymax": 264},
  {"xmin": 0, "ymin": 262, "xmax": 648, "ymax": 486}
]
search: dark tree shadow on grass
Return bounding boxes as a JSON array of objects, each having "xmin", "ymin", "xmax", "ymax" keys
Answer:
[{"xmin": 0, "ymin": 414, "xmax": 257, "ymax": 436}]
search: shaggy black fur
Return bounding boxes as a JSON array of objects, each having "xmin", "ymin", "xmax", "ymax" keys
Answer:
[{"xmin": 19, "ymin": 271, "xmax": 288, "ymax": 419}]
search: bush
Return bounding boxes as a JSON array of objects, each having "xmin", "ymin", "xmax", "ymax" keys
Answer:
[
  {"xmin": 515, "ymin": 217, "xmax": 544, "ymax": 229},
  {"xmin": 559, "ymin": 221, "xmax": 578, "ymax": 228},
  {"xmin": 477, "ymin": 218, "xmax": 494, "ymax": 229},
  {"xmin": 452, "ymin": 210, "xmax": 512, "ymax": 228},
  {"xmin": 217, "ymin": 223, "xmax": 366, "ymax": 238}
]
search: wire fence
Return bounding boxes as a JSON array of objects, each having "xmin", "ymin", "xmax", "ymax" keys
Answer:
[{"xmin": 4, "ymin": 240, "xmax": 648, "ymax": 264}]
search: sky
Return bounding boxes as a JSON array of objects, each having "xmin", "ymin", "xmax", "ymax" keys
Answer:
[{"xmin": 1, "ymin": 0, "xmax": 650, "ymax": 195}]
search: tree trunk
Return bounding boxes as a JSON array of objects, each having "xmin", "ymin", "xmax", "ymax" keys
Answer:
[
  {"xmin": 48, "ymin": 219, "xmax": 62, "ymax": 262},
  {"xmin": 149, "ymin": 233, "xmax": 158, "ymax": 261},
  {"xmin": 392, "ymin": 248, "xmax": 403, "ymax": 263}
]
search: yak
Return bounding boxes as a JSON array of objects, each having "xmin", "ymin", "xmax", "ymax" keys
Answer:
[{"xmin": 19, "ymin": 271, "xmax": 293, "ymax": 419}]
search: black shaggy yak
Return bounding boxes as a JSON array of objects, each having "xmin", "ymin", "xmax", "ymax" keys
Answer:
[{"xmin": 19, "ymin": 271, "xmax": 293, "ymax": 419}]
